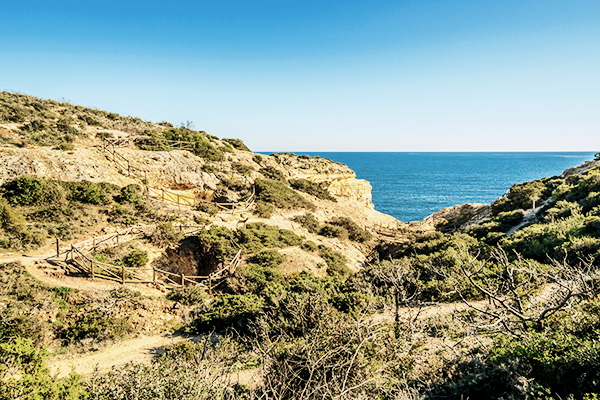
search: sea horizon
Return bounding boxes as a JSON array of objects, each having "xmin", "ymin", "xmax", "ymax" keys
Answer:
[{"xmin": 260, "ymin": 151, "xmax": 596, "ymax": 222}]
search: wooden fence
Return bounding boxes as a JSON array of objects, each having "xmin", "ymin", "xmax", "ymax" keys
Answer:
[
  {"xmin": 101, "ymin": 137, "xmax": 256, "ymax": 212},
  {"xmin": 370, "ymin": 224, "xmax": 410, "ymax": 243},
  {"xmin": 62, "ymin": 224, "xmax": 241, "ymax": 293}
]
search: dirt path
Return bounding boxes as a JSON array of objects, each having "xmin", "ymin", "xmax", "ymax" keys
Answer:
[{"xmin": 48, "ymin": 334, "xmax": 187, "ymax": 378}]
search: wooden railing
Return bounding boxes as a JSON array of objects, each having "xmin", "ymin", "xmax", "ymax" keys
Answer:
[
  {"xmin": 101, "ymin": 137, "xmax": 255, "ymax": 212},
  {"xmin": 370, "ymin": 224, "xmax": 410, "ymax": 243},
  {"xmin": 62, "ymin": 223, "xmax": 242, "ymax": 293}
]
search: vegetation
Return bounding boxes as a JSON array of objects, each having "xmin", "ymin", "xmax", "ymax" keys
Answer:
[
  {"xmin": 289, "ymin": 178, "xmax": 337, "ymax": 202},
  {"xmin": 222, "ymin": 138, "xmax": 250, "ymax": 151},
  {"xmin": 4, "ymin": 91, "xmax": 600, "ymax": 399},
  {"xmin": 254, "ymin": 178, "xmax": 314, "ymax": 210}
]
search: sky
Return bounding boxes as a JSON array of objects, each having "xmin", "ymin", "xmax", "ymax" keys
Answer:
[{"xmin": 1, "ymin": 1, "xmax": 599, "ymax": 152}]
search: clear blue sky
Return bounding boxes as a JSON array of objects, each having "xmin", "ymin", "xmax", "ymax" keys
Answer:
[{"xmin": 1, "ymin": 1, "xmax": 599, "ymax": 152}]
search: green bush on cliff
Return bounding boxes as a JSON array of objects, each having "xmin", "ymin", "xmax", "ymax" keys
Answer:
[
  {"xmin": 292, "ymin": 213, "xmax": 320, "ymax": 233},
  {"xmin": 254, "ymin": 178, "xmax": 315, "ymax": 210},
  {"xmin": 250, "ymin": 249, "xmax": 286, "ymax": 268},
  {"xmin": 222, "ymin": 138, "xmax": 250, "ymax": 151},
  {"xmin": 258, "ymin": 166, "xmax": 287, "ymax": 182},
  {"xmin": 289, "ymin": 178, "xmax": 337, "ymax": 202},
  {"xmin": 0, "ymin": 338, "xmax": 86, "ymax": 400}
]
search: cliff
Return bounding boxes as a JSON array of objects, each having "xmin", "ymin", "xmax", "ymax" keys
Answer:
[{"xmin": 0, "ymin": 92, "xmax": 401, "ymax": 274}]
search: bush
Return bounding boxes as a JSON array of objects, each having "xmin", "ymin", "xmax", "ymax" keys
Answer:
[
  {"xmin": 289, "ymin": 178, "xmax": 337, "ymax": 202},
  {"xmin": 319, "ymin": 223, "xmax": 349, "ymax": 240},
  {"xmin": 191, "ymin": 294, "xmax": 264, "ymax": 333},
  {"xmin": 255, "ymin": 179, "xmax": 314, "ymax": 210},
  {"xmin": 259, "ymin": 166, "xmax": 286, "ymax": 182},
  {"xmin": 197, "ymin": 202, "xmax": 218, "ymax": 216},
  {"xmin": 56, "ymin": 142, "xmax": 75, "ymax": 151},
  {"xmin": 0, "ymin": 338, "xmax": 86, "ymax": 400},
  {"xmin": 319, "ymin": 245, "xmax": 351, "ymax": 278},
  {"xmin": 2, "ymin": 176, "xmax": 51, "ymax": 205},
  {"xmin": 167, "ymin": 286, "xmax": 207, "ymax": 306},
  {"xmin": 60, "ymin": 311, "xmax": 132, "ymax": 344},
  {"xmin": 122, "ymin": 250, "xmax": 148, "ymax": 269},
  {"xmin": 236, "ymin": 222, "xmax": 302, "ymax": 253},
  {"xmin": 222, "ymin": 138, "xmax": 250, "ymax": 151},
  {"xmin": 250, "ymin": 249, "xmax": 286, "ymax": 268},
  {"xmin": 300, "ymin": 240, "xmax": 318, "ymax": 252},
  {"xmin": 292, "ymin": 213, "xmax": 320, "ymax": 233},
  {"xmin": 252, "ymin": 154, "xmax": 263, "ymax": 164},
  {"xmin": 254, "ymin": 201, "xmax": 274, "ymax": 218},
  {"xmin": 232, "ymin": 161, "xmax": 253, "ymax": 176},
  {"xmin": 328, "ymin": 217, "xmax": 372, "ymax": 242},
  {"xmin": 69, "ymin": 181, "xmax": 115, "ymax": 205},
  {"xmin": 116, "ymin": 184, "xmax": 143, "ymax": 205},
  {"xmin": 200, "ymin": 164, "xmax": 216, "ymax": 174},
  {"xmin": 236, "ymin": 264, "xmax": 286, "ymax": 297},
  {"xmin": 149, "ymin": 222, "xmax": 184, "ymax": 247}
]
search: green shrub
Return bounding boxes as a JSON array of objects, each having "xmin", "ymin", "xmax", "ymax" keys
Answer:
[
  {"xmin": 232, "ymin": 161, "xmax": 253, "ymax": 175},
  {"xmin": 60, "ymin": 311, "xmax": 132, "ymax": 344},
  {"xmin": 254, "ymin": 200, "xmax": 274, "ymax": 218},
  {"xmin": 222, "ymin": 138, "xmax": 250, "ymax": 151},
  {"xmin": 0, "ymin": 200, "xmax": 24, "ymax": 233},
  {"xmin": 123, "ymin": 250, "xmax": 148, "ymax": 269},
  {"xmin": 55, "ymin": 142, "xmax": 75, "ymax": 151},
  {"xmin": 319, "ymin": 245, "xmax": 351, "ymax": 278},
  {"xmin": 149, "ymin": 222, "xmax": 184, "ymax": 247},
  {"xmin": 191, "ymin": 294, "xmax": 264, "ymax": 333},
  {"xmin": 300, "ymin": 240, "xmax": 318, "ymax": 252},
  {"xmin": 289, "ymin": 178, "xmax": 337, "ymax": 202},
  {"xmin": 236, "ymin": 264, "xmax": 286, "ymax": 297},
  {"xmin": 250, "ymin": 249, "xmax": 286, "ymax": 268},
  {"xmin": 197, "ymin": 201, "xmax": 218, "ymax": 216},
  {"xmin": 259, "ymin": 166, "xmax": 286, "ymax": 182},
  {"xmin": 2, "ymin": 176, "xmax": 50, "ymax": 205},
  {"xmin": 200, "ymin": 164, "xmax": 216, "ymax": 173},
  {"xmin": 167, "ymin": 286, "xmax": 207, "ymax": 306},
  {"xmin": 319, "ymin": 223, "xmax": 348, "ymax": 240},
  {"xmin": 292, "ymin": 213, "xmax": 320, "ymax": 233},
  {"xmin": 255, "ymin": 178, "xmax": 314, "ymax": 210},
  {"xmin": 328, "ymin": 217, "xmax": 372, "ymax": 242},
  {"xmin": 0, "ymin": 338, "xmax": 86, "ymax": 400},
  {"xmin": 236, "ymin": 222, "xmax": 302, "ymax": 253},
  {"xmin": 252, "ymin": 154, "xmax": 263, "ymax": 164},
  {"xmin": 69, "ymin": 181, "xmax": 115, "ymax": 205},
  {"xmin": 116, "ymin": 184, "xmax": 143, "ymax": 205}
]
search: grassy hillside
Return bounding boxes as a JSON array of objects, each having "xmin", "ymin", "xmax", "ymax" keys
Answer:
[{"xmin": 1, "ymin": 92, "xmax": 599, "ymax": 399}]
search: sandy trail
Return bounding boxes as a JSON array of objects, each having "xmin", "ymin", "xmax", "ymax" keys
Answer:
[{"xmin": 48, "ymin": 334, "xmax": 187, "ymax": 378}]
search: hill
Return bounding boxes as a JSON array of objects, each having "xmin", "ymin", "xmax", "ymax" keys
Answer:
[{"xmin": 1, "ymin": 91, "xmax": 599, "ymax": 399}]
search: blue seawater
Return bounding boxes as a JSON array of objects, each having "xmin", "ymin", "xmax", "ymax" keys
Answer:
[{"xmin": 262, "ymin": 152, "xmax": 595, "ymax": 222}]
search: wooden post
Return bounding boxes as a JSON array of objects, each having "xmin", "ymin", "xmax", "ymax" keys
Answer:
[
  {"xmin": 153, "ymin": 268, "xmax": 156, "ymax": 283},
  {"xmin": 93, "ymin": 237, "xmax": 96, "ymax": 252},
  {"xmin": 209, "ymin": 276, "xmax": 213, "ymax": 295},
  {"xmin": 91, "ymin": 260, "xmax": 95, "ymax": 280},
  {"xmin": 70, "ymin": 244, "xmax": 74, "ymax": 262},
  {"xmin": 180, "ymin": 273, "xmax": 185, "ymax": 286},
  {"xmin": 56, "ymin": 238, "xmax": 60, "ymax": 257},
  {"xmin": 122, "ymin": 266, "xmax": 125, "ymax": 284},
  {"xmin": 162, "ymin": 189, "xmax": 165, "ymax": 201},
  {"xmin": 116, "ymin": 232, "xmax": 119, "ymax": 244}
]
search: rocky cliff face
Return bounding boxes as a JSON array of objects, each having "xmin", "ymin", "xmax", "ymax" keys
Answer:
[
  {"xmin": 411, "ymin": 203, "xmax": 492, "ymax": 233},
  {"xmin": 0, "ymin": 92, "xmax": 403, "ymax": 273}
]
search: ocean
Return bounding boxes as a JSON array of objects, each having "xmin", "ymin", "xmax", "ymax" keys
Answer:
[{"xmin": 263, "ymin": 152, "xmax": 596, "ymax": 222}]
